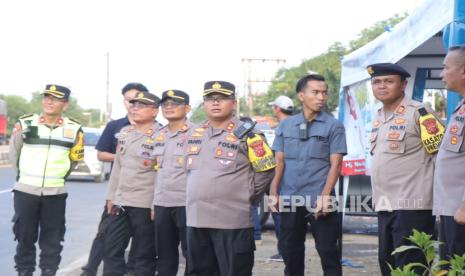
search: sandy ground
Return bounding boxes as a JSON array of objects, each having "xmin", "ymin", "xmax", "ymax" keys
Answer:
[{"xmin": 63, "ymin": 230, "xmax": 379, "ymax": 276}]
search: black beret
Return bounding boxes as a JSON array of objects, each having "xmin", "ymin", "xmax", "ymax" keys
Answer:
[
  {"xmin": 129, "ymin": 91, "xmax": 160, "ymax": 106},
  {"xmin": 160, "ymin": 90, "xmax": 190, "ymax": 104},
  {"xmin": 203, "ymin": 81, "xmax": 235, "ymax": 97},
  {"xmin": 41, "ymin": 84, "xmax": 71, "ymax": 100},
  {"xmin": 367, "ymin": 63, "xmax": 411, "ymax": 78}
]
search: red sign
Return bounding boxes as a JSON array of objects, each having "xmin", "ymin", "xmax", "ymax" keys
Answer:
[{"xmin": 341, "ymin": 159, "xmax": 366, "ymax": 176}]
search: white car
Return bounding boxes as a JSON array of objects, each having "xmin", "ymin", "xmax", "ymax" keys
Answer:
[{"xmin": 69, "ymin": 127, "xmax": 111, "ymax": 182}]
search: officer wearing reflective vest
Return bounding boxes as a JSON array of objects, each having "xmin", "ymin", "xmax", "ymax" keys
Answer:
[
  {"xmin": 367, "ymin": 63, "xmax": 444, "ymax": 276},
  {"xmin": 185, "ymin": 81, "xmax": 276, "ymax": 276},
  {"xmin": 9, "ymin": 84, "xmax": 84, "ymax": 276}
]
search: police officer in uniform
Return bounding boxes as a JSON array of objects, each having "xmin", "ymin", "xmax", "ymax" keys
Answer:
[
  {"xmin": 152, "ymin": 89, "xmax": 192, "ymax": 276},
  {"xmin": 269, "ymin": 74, "xmax": 347, "ymax": 276},
  {"xmin": 435, "ymin": 45, "xmax": 465, "ymax": 259},
  {"xmin": 9, "ymin": 84, "xmax": 84, "ymax": 276},
  {"xmin": 185, "ymin": 81, "xmax": 276, "ymax": 276},
  {"xmin": 103, "ymin": 91, "xmax": 161, "ymax": 276},
  {"xmin": 81, "ymin": 82, "xmax": 148, "ymax": 276},
  {"xmin": 367, "ymin": 63, "xmax": 444, "ymax": 275}
]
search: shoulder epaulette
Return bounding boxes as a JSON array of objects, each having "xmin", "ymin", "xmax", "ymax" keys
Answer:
[
  {"xmin": 68, "ymin": 117, "xmax": 81, "ymax": 124},
  {"xmin": 19, "ymin": 113, "xmax": 34, "ymax": 119}
]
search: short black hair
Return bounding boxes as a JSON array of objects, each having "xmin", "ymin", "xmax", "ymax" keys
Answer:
[
  {"xmin": 121, "ymin": 82, "xmax": 148, "ymax": 95},
  {"xmin": 449, "ymin": 45, "xmax": 465, "ymax": 66},
  {"xmin": 280, "ymin": 108, "xmax": 293, "ymax": 116},
  {"xmin": 296, "ymin": 74, "xmax": 326, "ymax": 93}
]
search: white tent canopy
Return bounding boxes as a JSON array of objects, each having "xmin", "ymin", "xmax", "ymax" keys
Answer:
[{"xmin": 341, "ymin": 0, "xmax": 454, "ymax": 91}]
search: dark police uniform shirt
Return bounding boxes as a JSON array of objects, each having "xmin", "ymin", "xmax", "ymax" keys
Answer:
[
  {"xmin": 272, "ymin": 112, "xmax": 347, "ymax": 204},
  {"xmin": 95, "ymin": 116, "xmax": 131, "ymax": 154},
  {"xmin": 434, "ymin": 99, "xmax": 465, "ymax": 216}
]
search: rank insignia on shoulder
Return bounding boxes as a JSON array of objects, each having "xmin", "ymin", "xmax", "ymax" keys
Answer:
[
  {"xmin": 68, "ymin": 117, "xmax": 81, "ymax": 124},
  {"xmin": 396, "ymin": 105, "xmax": 405, "ymax": 114},
  {"xmin": 226, "ymin": 122, "xmax": 235, "ymax": 132},
  {"xmin": 19, "ymin": 113, "xmax": 33, "ymax": 119}
]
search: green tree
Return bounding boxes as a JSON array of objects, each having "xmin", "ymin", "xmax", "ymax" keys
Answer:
[
  {"xmin": 2, "ymin": 94, "xmax": 32, "ymax": 134},
  {"xmin": 1, "ymin": 92, "xmax": 104, "ymax": 135},
  {"xmin": 252, "ymin": 13, "xmax": 407, "ymax": 116},
  {"xmin": 189, "ymin": 103, "xmax": 207, "ymax": 123}
]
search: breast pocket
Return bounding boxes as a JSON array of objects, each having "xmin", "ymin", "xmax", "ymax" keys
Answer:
[
  {"xmin": 186, "ymin": 144, "xmax": 201, "ymax": 170},
  {"xmin": 173, "ymin": 147, "xmax": 185, "ymax": 168},
  {"xmin": 308, "ymin": 130, "xmax": 330, "ymax": 159},
  {"xmin": 283, "ymin": 135, "xmax": 300, "ymax": 159},
  {"xmin": 384, "ymin": 130, "xmax": 406, "ymax": 154},
  {"xmin": 152, "ymin": 146, "xmax": 165, "ymax": 169}
]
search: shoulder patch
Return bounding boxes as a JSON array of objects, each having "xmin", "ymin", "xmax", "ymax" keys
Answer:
[{"xmin": 19, "ymin": 113, "xmax": 34, "ymax": 119}]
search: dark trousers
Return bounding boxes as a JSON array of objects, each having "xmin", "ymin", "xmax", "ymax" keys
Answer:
[
  {"xmin": 186, "ymin": 227, "xmax": 255, "ymax": 276},
  {"xmin": 103, "ymin": 206, "xmax": 155, "ymax": 276},
  {"xmin": 12, "ymin": 190, "xmax": 67, "ymax": 273},
  {"xmin": 279, "ymin": 207, "xmax": 342, "ymax": 276},
  {"xmin": 154, "ymin": 205, "xmax": 188, "ymax": 276},
  {"xmin": 81, "ymin": 205, "xmax": 136, "ymax": 275},
  {"xmin": 378, "ymin": 210, "xmax": 435, "ymax": 276},
  {"xmin": 272, "ymin": 212, "xmax": 282, "ymax": 254},
  {"xmin": 439, "ymin": 215, "xmax": 465, "ymax": 261}
]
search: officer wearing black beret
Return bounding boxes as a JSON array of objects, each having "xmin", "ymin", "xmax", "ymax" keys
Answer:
[
  {"xmin": 9, "ymin": 84, "xmax": 84, "ymax": 276},
  {"xmin": 367, "ymin": 63, "xmax": 444, "ymax": 275}
]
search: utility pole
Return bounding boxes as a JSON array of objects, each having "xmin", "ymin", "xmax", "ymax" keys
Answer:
[
  {"xmin": 104, "ymin": 52, "xmax": 111, "ymax": 123},
  {"xmin": 241, "ymin": 58, "xmax": 286, "ymax": 117}
]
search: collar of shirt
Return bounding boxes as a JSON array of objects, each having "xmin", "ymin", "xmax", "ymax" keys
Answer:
[
  {"xmin": 161, "ymin": 120, "xmax": 192, "ymax": 138},
  {"xmin": 377, "ymin": 96, "xmax": 413, "ymax": 122},
  {"xmin": 293, "ymin": 111, "xmax": 327, "ymax": 125},
  {"xmin": 453, "ymin": 99, "xmax": 465, "ymax": 113}
]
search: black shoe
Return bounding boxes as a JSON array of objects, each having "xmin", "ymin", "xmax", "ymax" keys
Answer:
[
  {"xmin": 41, "ymin": 269, "xmax": 56, "ymax": 276},
  {"xmin": 18, "ymin": 271, "xmax": 33, "ymax": 276}
]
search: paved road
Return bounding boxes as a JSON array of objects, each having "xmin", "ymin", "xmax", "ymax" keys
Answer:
[
  {"xmin": 0, "ymin": 166, "xmax": 380, "ymax": 275},
  {"xmin": 0, "ymin": 166, "xmax": 105, "ymax": 276}
]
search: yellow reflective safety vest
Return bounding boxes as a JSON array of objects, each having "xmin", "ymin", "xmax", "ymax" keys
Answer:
[{"xmin": 17, "ymin": 114, "xmax": 83, "ymax": 188}]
